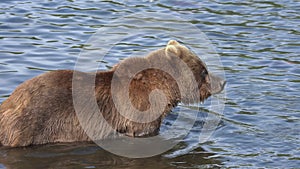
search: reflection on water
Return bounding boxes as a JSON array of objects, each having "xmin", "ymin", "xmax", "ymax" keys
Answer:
[
  {"xmin": 0, "ymin": 143, "xmax": 220, "ymax": 169},
  {"xmin": 0, "ymin": 0, "xmax": 299, "ymax": 168}
]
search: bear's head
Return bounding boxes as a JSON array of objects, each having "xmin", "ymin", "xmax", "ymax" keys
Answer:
[
  {"xmin": 113, "ymin": 40, "xmax": 226, "ymax": 106},
  {"xmin": 164, "ymin": 40, "xmax": 226, "ymax": 102},
  {"xmin": 146, "ymin": 40, "xmax": 226, "ymax": 103}
]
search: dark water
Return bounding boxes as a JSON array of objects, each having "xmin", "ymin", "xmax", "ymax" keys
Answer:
[{"xmin": 0, "ymin": 0, "xmax": 299, "ymax": 168}]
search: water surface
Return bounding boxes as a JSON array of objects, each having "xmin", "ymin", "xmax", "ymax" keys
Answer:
[{"xmin": 0, "ymin": 0, "xmax": 299, "ymax": 168}]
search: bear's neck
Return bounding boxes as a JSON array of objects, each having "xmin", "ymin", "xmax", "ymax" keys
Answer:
[{"xmin": 94, "ymin": 69, "xmax": 180, "ymax": 137}]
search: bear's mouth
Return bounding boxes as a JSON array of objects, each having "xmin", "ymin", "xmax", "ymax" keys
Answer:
[{"xmin": 200, "ymin": 88, "xmax": 212, "ymax": 104}]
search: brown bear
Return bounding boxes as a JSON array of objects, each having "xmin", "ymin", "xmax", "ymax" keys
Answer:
[{"xmin": 0, "ymin": 40, "xmax": 225, "ymax": 147}]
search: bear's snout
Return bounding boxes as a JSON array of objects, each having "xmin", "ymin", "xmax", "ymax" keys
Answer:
[{"xmin": 209, "ymin": 73, "xmax": 226, "ymax": 94}]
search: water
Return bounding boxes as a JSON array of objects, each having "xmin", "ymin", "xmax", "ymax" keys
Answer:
[{"xmin": 0, "ymin": 0, "xmax": 299, "ymax": 168}]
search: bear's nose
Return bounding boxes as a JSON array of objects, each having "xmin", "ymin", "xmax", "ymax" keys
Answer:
[
  {"xmin": 220, "ymin": 80, "xmax": 226, "ymax": 91},
  {"xmin": 212, "ymin": 79, "xmax": 226, "ymax": 94},
  {"xmin": 210, "ymin": 74, "xmax": 226, "ymax": 95}
]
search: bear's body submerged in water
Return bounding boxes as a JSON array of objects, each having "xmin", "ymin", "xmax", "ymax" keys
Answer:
[{"xmin": 0, "ymin": 40, "xmax": 225, "ymax": 147}]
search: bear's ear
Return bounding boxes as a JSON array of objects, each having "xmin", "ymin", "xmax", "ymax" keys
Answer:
[
  {"xmin": 167, "ymin": 40, "xmax": 180, "ymax": 46},
  {"xmin": 165, "ymin": 45, "xmax": 178, "ymax": 55},
  {"xmin": 165, "ymin": 40, "xmax": 180, "ymax": 57}
]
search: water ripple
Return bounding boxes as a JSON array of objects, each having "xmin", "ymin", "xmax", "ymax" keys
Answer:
[{"xmin": 0, "ymin": 0, "xmax": 299, "ymax": 168}]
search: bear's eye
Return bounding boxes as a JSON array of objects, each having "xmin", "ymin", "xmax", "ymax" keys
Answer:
[{"xmin": 201, "ymin": 69, "xmax": 208, "ymax": 79}]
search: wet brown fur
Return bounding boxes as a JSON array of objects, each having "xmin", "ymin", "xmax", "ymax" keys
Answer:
[{"xmin": 0, "ymin": 40, "xmax": 225, "ymax": 147}]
